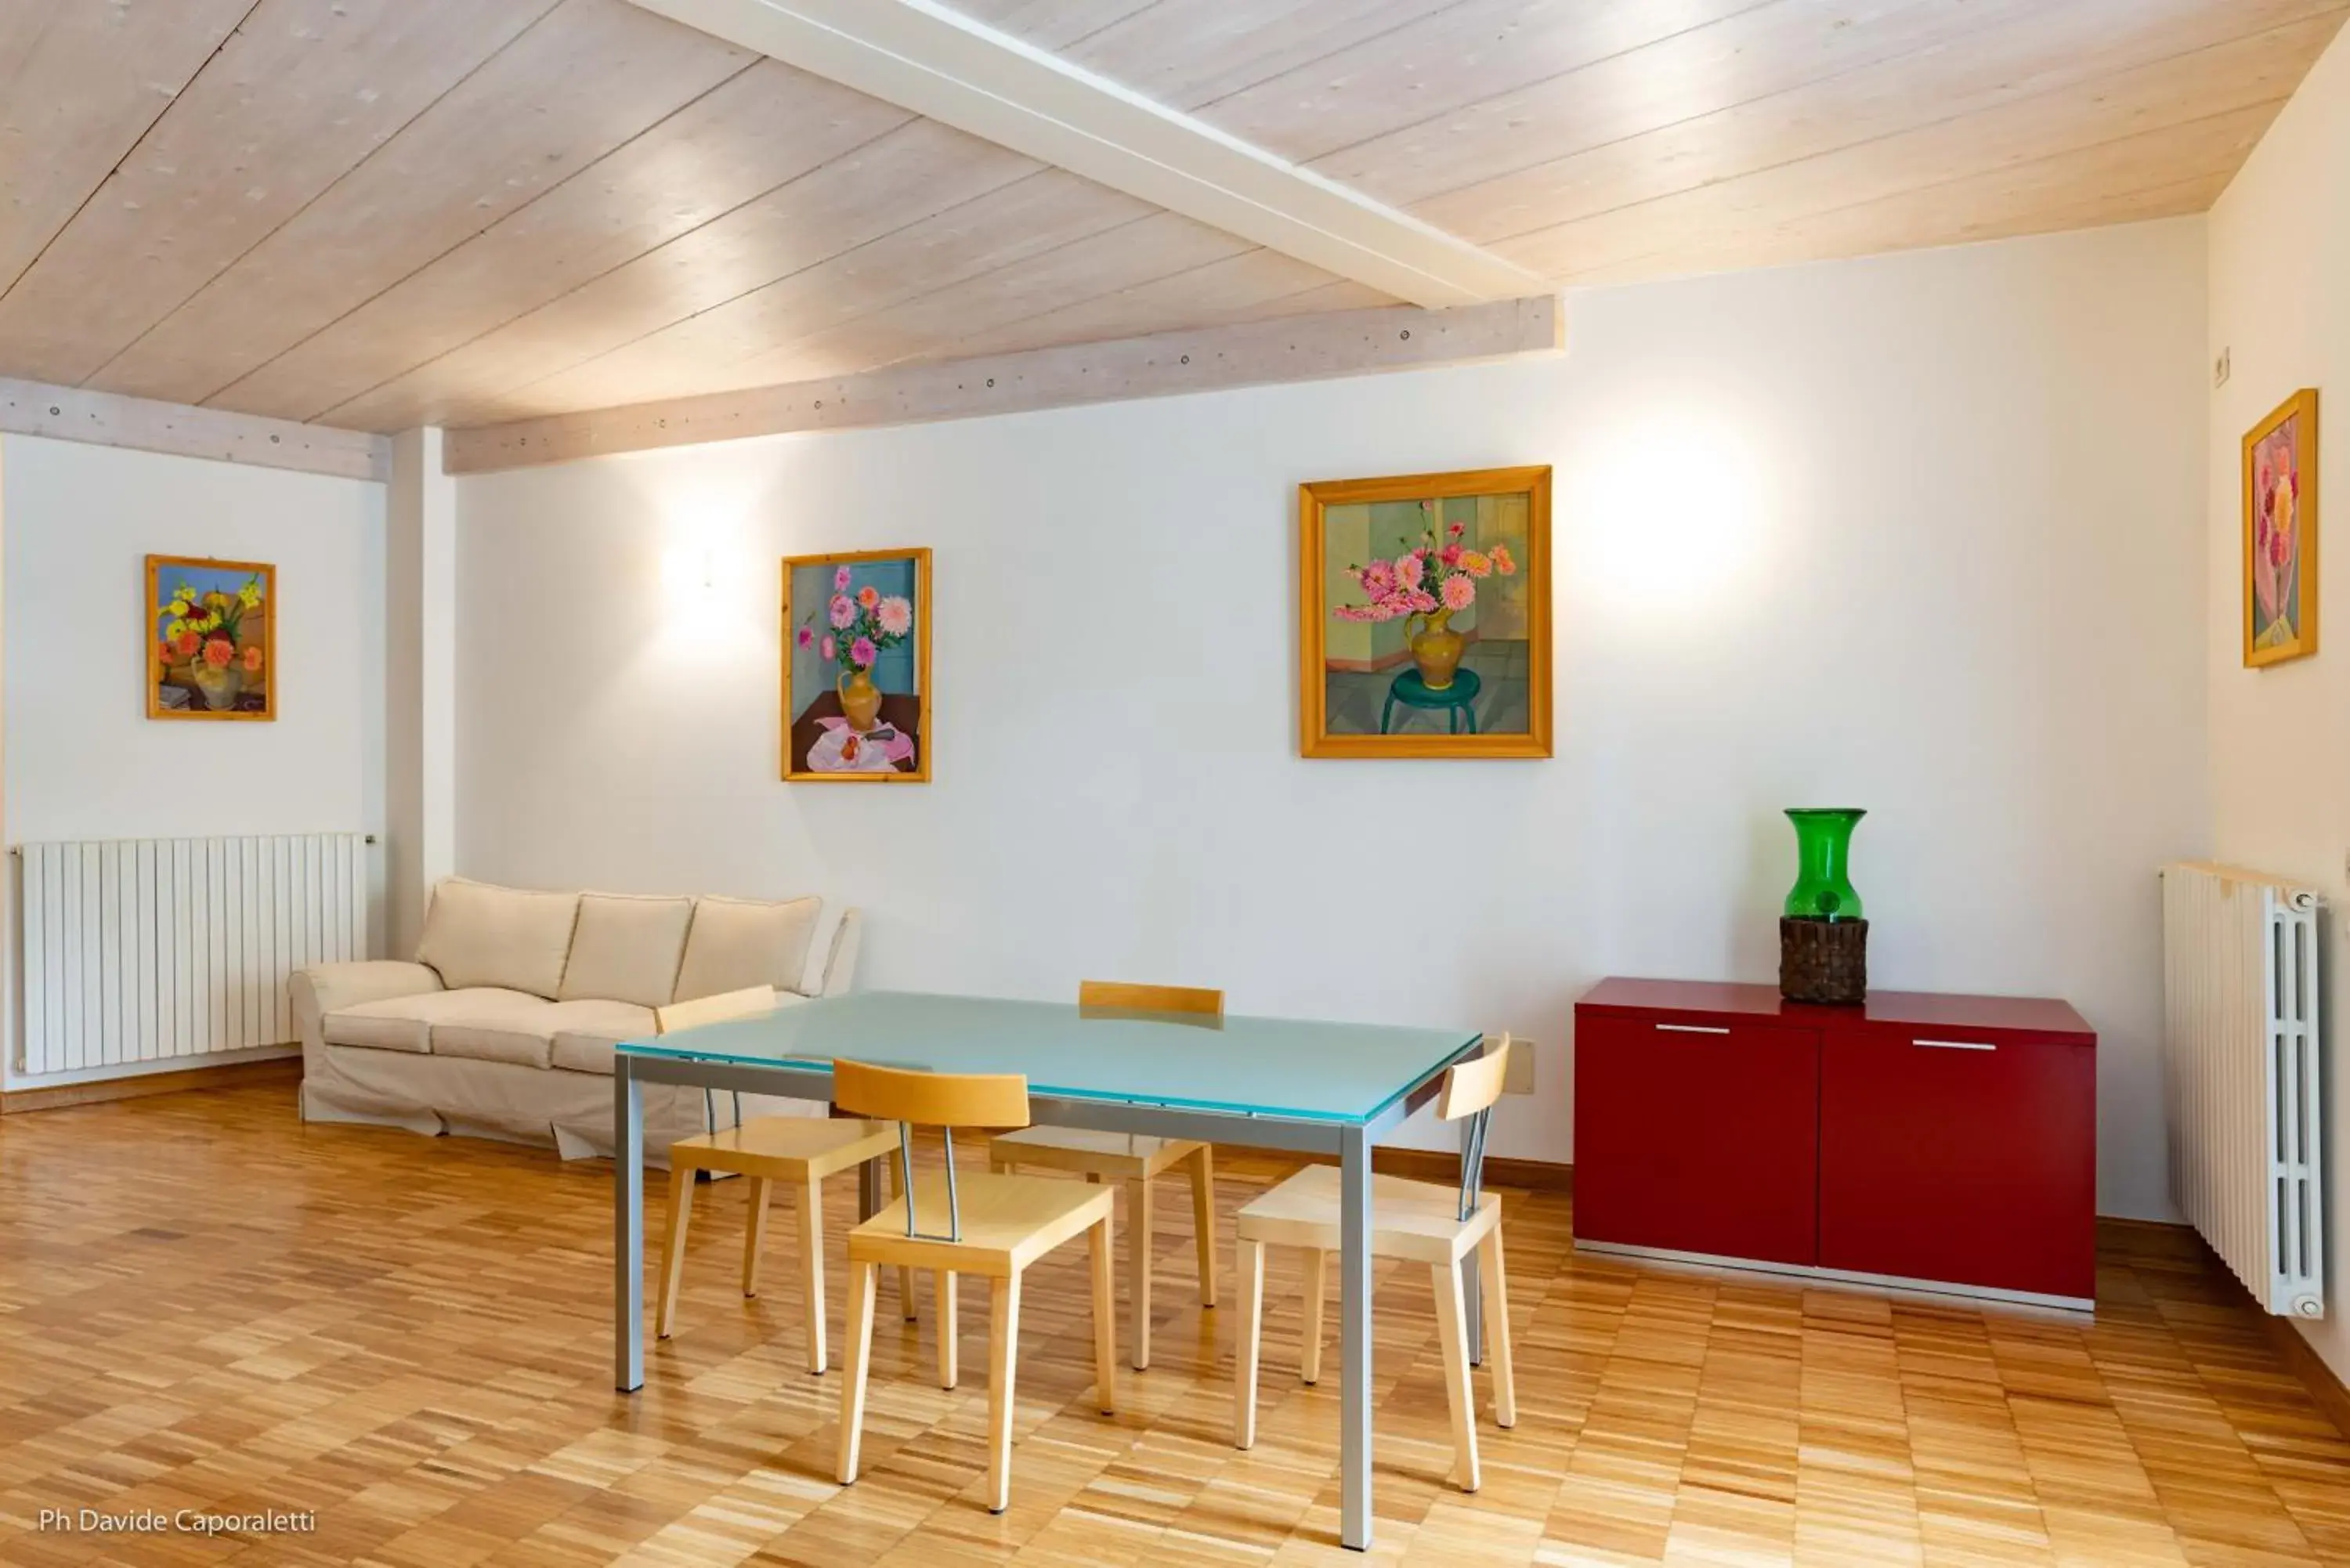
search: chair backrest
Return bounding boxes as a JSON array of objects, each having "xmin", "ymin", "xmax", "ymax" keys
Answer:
[
  {"xmin": 835, "ymin": 1059, "xmax": 1029, "ymax": 1245},
  {"xmin": 655, "ymin": 983, "xmax": 777, "ymax": 1035},
  {"xmin": 833, "ymin": 1058, "xmax": 1030, "ymax": 1130},
  {"xmin": 1441, "ymin": 1034, "xmax": 1512, "ymax": 1222},
  {"xmin": 1437, "ymin": 1035, "xmax": 1513, "ymax": 1121},
  {"xmin": 1077, "ymin": 979, "xmax": 1224, "ymax": 1018}
]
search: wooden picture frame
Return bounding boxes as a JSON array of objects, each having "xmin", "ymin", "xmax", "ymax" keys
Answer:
[
  {"xmin": 147, "ymin": 554, "xmax": 276, "ymax": 721},
  {"xmin": 2244, "ymin": 388, "xmax": 2319, "ymax": 668},
  {"xmin": 1299, "ymin": 466, "xmax": 1553, "ymax": 758},
  {"xmin": 780, "ymin": 547, "xmax": 932, "ymax": 782}
]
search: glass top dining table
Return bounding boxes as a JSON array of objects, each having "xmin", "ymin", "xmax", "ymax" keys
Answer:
[
  {"xmin": 609, "ymin": 989, "xmax": 1487, "ymax": 1552},
  {"xmin": 617, "ymin": 989, "xmax": 1483, "ymax": 1125}
]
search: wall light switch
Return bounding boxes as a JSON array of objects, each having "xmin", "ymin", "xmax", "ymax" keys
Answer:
[
  {"xmin": 1503, "ymin": 1037, "xmax": 1537, "ymax": 1096},
  {"xmin": 2215, "ymin": 348, "xmax": 2232, "ymax": 388}
]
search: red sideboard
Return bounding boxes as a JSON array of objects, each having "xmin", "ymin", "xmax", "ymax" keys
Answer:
[{"xmin": 1573, "ymin": 977, "xmax": 2097, "ymax": 1310}]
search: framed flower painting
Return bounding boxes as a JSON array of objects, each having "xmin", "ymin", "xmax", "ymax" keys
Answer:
[
  {"xmin": 781, "ymin": 548, "xmax": 931, "ymax": 782},
  {"xmin": 2244, "ymin": 389, "xmax": 2319, "ymax": 667},
  {"xmin": 148, "ymin": 555, "xmax": 274, "ymax": 721},
  {"xmin": 1298, "ymin": 466, "xmax": 1552, "ymax": 758}
]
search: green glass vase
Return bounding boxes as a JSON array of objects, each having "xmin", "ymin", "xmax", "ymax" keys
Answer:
[{"xmin": 1784, "ymin": 808, "xmax": 1865, "ymax": 923}]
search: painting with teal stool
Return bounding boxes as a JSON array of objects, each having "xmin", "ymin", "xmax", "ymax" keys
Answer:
[{"xmin": 1298, "ymin": 466, "xmax": 1553, "ymax": 759}]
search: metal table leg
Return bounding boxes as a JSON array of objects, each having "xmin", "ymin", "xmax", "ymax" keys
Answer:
[
  {"xmin": 1340, "ymin": 1123, "xmax": 1372, "ymax": 1551},
  {"xmin": 615, "ymin": 1057, "xmax": 645, "ymax": 1392},
  {"xmin": 1460, "ymin": 1111, "xmax": 1484, "ymax": 1366}
]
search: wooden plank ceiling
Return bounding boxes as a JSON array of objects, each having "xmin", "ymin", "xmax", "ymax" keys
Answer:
[{"xmin": 0, "ymin": 0, "xmax": 2339, "ymax": 436}]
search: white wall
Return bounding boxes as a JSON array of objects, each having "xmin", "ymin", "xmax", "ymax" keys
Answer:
[
  {"xmin": 457, "ymin": 219, "xmax": 2210, "ymax": 1215},
  {"xmin": 2207, "ymin": 25, "xmax": 2350, "ymax": 1382},
  {"xmin": 2, "ymin": 435, "xmax": 386, "ymax": 1086}
]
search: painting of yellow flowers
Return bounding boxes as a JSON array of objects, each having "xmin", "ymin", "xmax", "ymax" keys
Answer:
[
  {"xmin": 2244, "ymin": 391, "xmax": 2319, "ymax": 668},
  {"xmin": 1299, "ymin": 466, "xmax": 1552, "ymax": 758},
  {"xmin": 148, "ymin": 555, "xmax": 275, "ymax": 721}
]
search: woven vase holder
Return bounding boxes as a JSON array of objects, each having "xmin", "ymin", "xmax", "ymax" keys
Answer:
[{"xmin": 1779, "ymin": 916, "xmax": 1867, "ymax": 1005}]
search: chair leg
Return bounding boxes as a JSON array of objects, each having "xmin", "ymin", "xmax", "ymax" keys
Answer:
[
  {"xmin": 1234, "ymin": 1236, "xmax": 1264, "ymax": 1450},
  {"xmin": 938, "ymin": 1270, "xmax": 959, "ymax": 1389},
  {"xmin": 985, "ymin": 1273, "xmax": 1023, "ymax": 1514},
  {"xmin": 1128, "ymin": 1175, "xmax": 1154, "ymax": 1371},
  {"xmin": 1431, "ymin": 1260, "xmax": 1480, "ymax": 1492},
  {"xmin": 797, "ymin": 1174, "xmax": 826, "ymax": 1375},
  {"xmin": 656, "ymin": 1159, "xmax": 698, "ymax": 1340},
  {"xmin": 1300, "ymin": 1247, "xmax": 1327, "ymax": 1386},
  {"xmin": 835, "ymin": 1260, "xmax": 877, "ymax": 1484},
  {"xmin": 883, "ymin": 1158, "xmax": 916, "ymax": 1321},
  {"xmin": 1478, "ymin": 1226, "xmax": 1517, "ymax": 1429},
  {"xmin": 742, "ymin": 1176, "xmax": 772, "ymax": 1298},
  {"xmin": 1090, "ymin": 1213, "xmax": 1117, "ymax": 1416},
  {"xmin": 1189, "ymin": 1145, "xmax": 1218, "ymax": 1306}
]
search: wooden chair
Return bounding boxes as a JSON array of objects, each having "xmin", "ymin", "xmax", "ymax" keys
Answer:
[
  {"xmin": 834, "ymin": 1059, "xmax": 1117, "ymax": 1515},
  {"xmin": 653, "ymin": 985, "xmax": 905, "ymax": 1374},
  {"xmin": 1232, "ymin": 1035, "xmax": 1519, "ymax": 1492},
  {"xmin": 986, "ymin": 980, "xmax": 1221, "ymax": 1370}
]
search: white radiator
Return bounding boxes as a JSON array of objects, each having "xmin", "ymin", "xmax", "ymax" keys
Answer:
[
  {"xmin": 2160, "ymin": 860, "xmax": 2325, "ymax": 1320},
  {"xmin": 14, "ymin": 833, "xmax": 370, "ymax": 1076}
]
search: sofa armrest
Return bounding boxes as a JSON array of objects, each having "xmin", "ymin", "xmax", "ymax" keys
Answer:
[
  {"xmin": 816, "ymin": 909, "xmax": 862, "ymax": 997},
  {"xmin": 290, "ymin": 960, "xmax": 445, "ymax": 1064}
]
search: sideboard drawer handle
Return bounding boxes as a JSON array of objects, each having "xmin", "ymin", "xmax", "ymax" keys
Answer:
[
  {"xmin": 1914, "ymin": 1038, "xmax": 1997, "ymax": 1052},
  {"xmin": 1655, "ymin": 1023, "xmax": 1731, "ymax": 1035}
]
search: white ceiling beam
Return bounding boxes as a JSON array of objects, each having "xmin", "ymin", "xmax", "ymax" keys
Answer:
[
  {"xmin": 0, "ymin": 377, "xmax": 391, "ymax": 482},
  {"xmin": 444, "ymin": 294, "xmax": 1562, "ymax": 472},
  {"xmin": 620, "ymin": 0, "xmax": 1547, "ymax": 309}
]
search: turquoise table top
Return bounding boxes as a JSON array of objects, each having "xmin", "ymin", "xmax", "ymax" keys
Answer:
[{"xmin": 619, "ymin": 990, "xmax": 1483, "ymax": 1125}]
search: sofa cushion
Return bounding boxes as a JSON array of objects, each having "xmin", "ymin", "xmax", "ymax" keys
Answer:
[
  {"xmin": 416, "ymin": 877, "xmax": 579, "ymax": 998},
  {"xmin": 432, "ymin": 997, "xmax": 653, "ymax": 1071},
  {"xmin": 428, "ymin": 994, "xmax": 566, "ymax": 1069},
  {"xmin": 322, "ymin": 988, "xmax": 542, "ymax": 1055},
  {"xmin": 558, "ymin": 893, "xmax": 693, "ymax": 1008},
  {"xmin": 674, "ymin": 894, "xmax": 823, "ymax": 1002},
  {"xmin": 553, "ymin": 993, "xmax": 792, "ymax": 1075},
  {"xmin": 548, "ymin": 1032, "xmax": 622, "ymax": 1078}
]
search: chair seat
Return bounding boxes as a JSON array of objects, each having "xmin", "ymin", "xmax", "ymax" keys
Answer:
[
  {"xmin": 1235, "ymin": 1164, "xmax": 1499, "ymax": 1266},
  {"xmin": 989, "ymin": 1125, "xmax": 1202, "ymax": 1179},
  {"xmin": 672, "ymin": 1116, "xmax": 899, "ymax": 1180},
  {"xmin": 850, "ymin": 1171, "xmax": 1115, "ymax": 1279}
]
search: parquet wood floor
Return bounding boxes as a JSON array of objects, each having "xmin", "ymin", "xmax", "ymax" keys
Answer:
[{"xmin": 2, "ymin": 1085, "xmax": 2345, "ymax": 1567}]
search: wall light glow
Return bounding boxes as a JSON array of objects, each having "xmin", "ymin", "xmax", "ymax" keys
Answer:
[
  {"xmin": 660, "ymin": 544, "xmax": 717, "ymax": 600},
  {"xmin": 634, "ymin": 458, "xmax": 772, "ymax": 663},
  {"xmin": 1580, "ymin": 410, "xmax": 1770, "ymax": 616}
]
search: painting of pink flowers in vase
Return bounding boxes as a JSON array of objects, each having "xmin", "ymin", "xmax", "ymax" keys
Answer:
[
  {"xmin": 782, "ymin": 548, "xmax": 931, "ymax": 781},
  {"xmin": 147, "ymin": 555, "xmax": 274, "ymax": 721},
  {"xmin": 2243, "ymin": 389, "xmax": 2319, "ymax": 668},
  {"xmin": 1299, "ymin": 467, "xmax": 1552, "ymax": 758}
]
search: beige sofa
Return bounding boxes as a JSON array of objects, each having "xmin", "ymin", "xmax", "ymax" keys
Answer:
[{"xmin": 291, "ymin": 877, "xmax": 858, "ymax": 1162}]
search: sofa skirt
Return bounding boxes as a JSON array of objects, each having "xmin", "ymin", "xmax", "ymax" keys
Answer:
[{"xmin": 302, "ymin": 1042, "xmax": 746, "ymax": 1167}]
